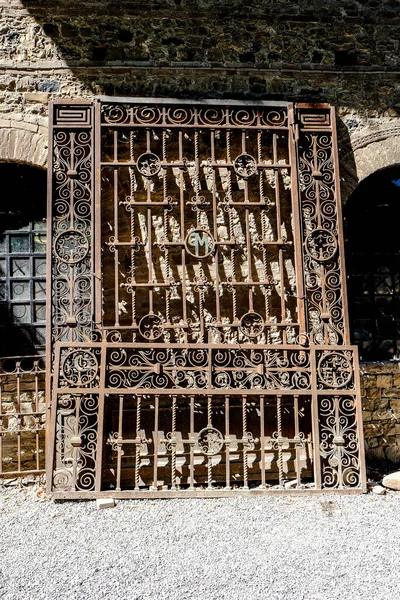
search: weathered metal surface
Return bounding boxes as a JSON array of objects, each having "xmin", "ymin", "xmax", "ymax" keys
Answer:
[
  {"xmin": 0, "ymin": 355, "xmax": 46, "ymax": 485},
  {"xmin": 46, "ymin": 99, "xmax": 366, "ymax": 496}
]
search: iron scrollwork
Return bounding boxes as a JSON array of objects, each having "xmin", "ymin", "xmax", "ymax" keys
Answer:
[{"xmin": 319, "ymin": 396, "xmax": 361, "ymax": 489}]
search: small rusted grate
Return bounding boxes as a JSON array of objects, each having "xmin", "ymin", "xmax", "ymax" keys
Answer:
[
  {"xmin": 0, "ymin": 355, "xmax": 46, "ymax": 485},
  {"xmin": 46, "ymin": 99, "xmax": 366, "ymax": 497}
]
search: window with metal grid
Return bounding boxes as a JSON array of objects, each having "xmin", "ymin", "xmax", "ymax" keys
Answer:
[{"xmin": 0, "ymin": 164, "xmax": 47, "ymax": 356}]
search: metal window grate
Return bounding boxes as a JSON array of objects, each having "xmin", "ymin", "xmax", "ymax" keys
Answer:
[
  {"xmin": 0, "ymin": 355, "xmax": 46, "ymax": 485},
  {"xmin": 0, "ymin": 222, "xmax": 46, "ymax": 353}
]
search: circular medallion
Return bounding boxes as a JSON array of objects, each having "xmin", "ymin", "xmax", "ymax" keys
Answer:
[
  {"xmin": 138, "ymin": 314, "xmax": 163, "ymax": 340},
  {"xmin": 54, "ymin": 230, "xmax": 89, "ymax": 265},
  {"xmin": 233, "ymin": 153, "xmax": 257, "ymax": 178},
  {"xmin": 62, "ymin": 349, "xmax": 98, "ymax": 386},
  {"xmin": 136, "ymin": 152, "xmax": 161, "ymax": 177},
  {"xmin": 239, "ymin": 312, "xmax": 265, "ymax": 338},
  {"xmin": 185, "ymin": 229, "xmax": 215, "ymax": 259},
  {"xmin": 317, "ymin": 352, "xmax": 352, "ymax": 388},
  {"xmin": 197, "ymin": 427, "xmax": 224, "ymax": 456},
  {"xmin": 305, "ymin": 229, "xmax": 337, "ymax": 262}
]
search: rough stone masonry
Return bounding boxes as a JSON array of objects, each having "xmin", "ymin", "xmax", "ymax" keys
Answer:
[{"xmin": 1, "ymin": 0, "xmax": 400, "ymax": 466}]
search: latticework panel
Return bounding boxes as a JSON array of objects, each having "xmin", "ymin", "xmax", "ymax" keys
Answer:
[{"xmin": 46, "ymin": 100, "xmax": 366, "ymax": 497}]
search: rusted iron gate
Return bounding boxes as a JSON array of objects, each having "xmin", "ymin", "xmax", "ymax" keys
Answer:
[
  {"xmin": 0, "ymin": 355, "xmax": 46, "ymax": 485},
  {"xmin": 46, "ymin": 99, "xmax": 366, "ymax": 497}
]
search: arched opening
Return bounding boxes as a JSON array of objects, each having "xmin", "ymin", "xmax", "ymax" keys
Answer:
[
  {"xmin": 344, "ymin": 165, "xmax": 400, "ymax": 361},
  {"xmin": 0, "ymin": 163, "xmax": 47, "ymax": 356}
]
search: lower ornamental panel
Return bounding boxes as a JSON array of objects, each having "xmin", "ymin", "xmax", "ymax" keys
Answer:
[{"xmin": 47, "ymin": 343, "xmax": 366, "ymax": 497}]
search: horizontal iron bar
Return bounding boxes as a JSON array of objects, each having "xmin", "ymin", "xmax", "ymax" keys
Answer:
[
  {"xmin": 55, "ymin": 342, "xmax": 358, "ymax": 351},
  {"xmin": 97, "ymin": 97, "xmax": 290, "ymax": 107},
  {"xmin": 54, "ymin": 388, "xmax": 356, "ymax": 396},
  {"xmin": 51, "ymin": 488, "xmax": 365, "ymax": 500}
]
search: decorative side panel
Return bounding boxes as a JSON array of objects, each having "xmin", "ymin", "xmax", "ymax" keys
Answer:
[
  {"xmin": 296, "ymin": 105, "xmax": 348, "ymax": 346},
  {"xmin": 318, "ymin": 396, "xmax": 362, "ymax": 489},
  {"xmin": 52, "ymin": 393, "xmax": 99, "ymax": 492},
  {"xmin": 50, "ymin": 103, "xmax": 94, "ymax": 346}
]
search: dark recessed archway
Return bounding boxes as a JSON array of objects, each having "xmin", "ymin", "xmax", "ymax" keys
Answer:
[
  {"xmin": 344, "ymin": 165, "xmax": 400, "ymax": 361},
  {"xmin": 0, "ymin": 163, "xmax": 47, "ymax": 356}
]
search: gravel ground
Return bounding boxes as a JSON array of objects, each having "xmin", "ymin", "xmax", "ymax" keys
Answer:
[{"xmin": 0, "ymin": 488, "xmax": 399, "ymax": 600}]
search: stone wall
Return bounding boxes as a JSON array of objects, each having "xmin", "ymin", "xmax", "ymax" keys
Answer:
[
  {"xmin": 0, "ymin": 1, "xmax": 400, "ymax": 467},
  {"xmin": 1, "ymin": 1, "xmax": 399, "ymax": 182},
  {"xmin": 361, "ymin": 362, "xmax": 400, "ymax": 464}
]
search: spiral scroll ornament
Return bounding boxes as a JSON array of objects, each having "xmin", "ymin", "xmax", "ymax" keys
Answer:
[
  {"xmin": 305, "ymin": 229, "xmax": 337, "ymax": 262},
  {"xmin": 318, "ymin": 352, "xmax": 352, "ymax": 389},
  {"xmin": 239, "ymin": 312, "xmax": 265, "ymax": 338},
  {"xmin": 54, "ymin": 230, "xmax": 89, "ymax": 265},
  {"xmin": 62, "ymin": 350, "xmax": 99, "ymax": 386},
  {"xmin": 233, "ymin": 153, "xmax": 257, "ymax": 178},
  {"xmin": 197, "ymin": 427, "xmax": 224, "ymax": 456},
  {"xmin": 138, "ymin": 314, "xmax": 163, "ymax": 340},
  {"xmin": 136, "ymin": 152, "xmax": 161, "ymax": 177}
]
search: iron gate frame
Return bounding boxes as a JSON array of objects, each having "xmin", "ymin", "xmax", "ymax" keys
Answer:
[{"xmin": 46, "ymin": 98, "xmax": 367, "ymax": 497}]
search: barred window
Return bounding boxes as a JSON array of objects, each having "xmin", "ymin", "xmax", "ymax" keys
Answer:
[
  {"xmin": 345, "ymin": 165, "xmax": 400, "ymax": 361},
  {"xmin": 0, "ymin": 163, "xmax": 47, "ymax": 356}
]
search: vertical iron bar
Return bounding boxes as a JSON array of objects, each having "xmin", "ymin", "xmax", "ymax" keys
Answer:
[
  {"xmin": 72, "ymin": 395, "xmax": 81, "ymax": 490},
  {"xmin": 45, "ymin": 101, "xmax": 55, "ymax": 462},
  {"xmin": 151, "ymin": 394, "xmax": 159, "ymax": 490},
  {"xmin": 95, "ymin": 344, "xmax": 107, "ymax": 492},
  {"xmin": 277, "ymin": 394, "xmax": 283, "ymax": 487},
  {"xmin": 310, "ymin": 348, "xmax": 322, "ymax": 489},
  {"xmin": 242, "ymin": 394, "xmax": 248, "ymax": 490},
  {"xmin": 207, "ymin": 394, "xmax": 212, "ymax": 489},
  {"xmin": 273, "ymin": 134, "xmax": 287, "ymax": 343},
  {"xmin": 294, "ymin": 394, "xmax": 301, "ymax": 488},
  {"xmin": 116, "ymin": 394, "xmax": 124, "ymax": 492},
  {"xmin": 189, "ymin": 395, "xmax": 195, "ymax": 490},
  {"xmin": 171, "ymin": 394, "xmax": 177, "ymax": 489},
  {"xmin": 225, "ymin": 394, "xmax": 230, "ymax": 490},
  {"xmin": 178, "ymin": 131, "xmax": 188, "ymax": 340},
  {"xmin": 331, "ymin": 106, "xmax": 351, "ymax": 345},
  {"xmin": 34, "ymin": 360, "xmax": 40, "ymax": 472},
  {"xmin": 287, "ymin": 105, "xmax": 306, "ymax": 338},
  {"xmin": 353, "ymin": 348, "xmax": 367, "ymax": 491},
  {"xmin": 94, "ymin": 99, "xmax": 103, "ymax": 327},
  {"xmin": 210, "ymin": 130, "xmax": 221, "ymax": 326},
  {"xmin": 135, "ymin": 394, "xmax": 141, "ymax": 490},
  {"xmin": 260, "ymin": 394, "xmax": 266, "ymax": 489}
]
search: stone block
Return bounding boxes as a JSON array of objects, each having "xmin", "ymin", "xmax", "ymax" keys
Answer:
[
  {"xmin": 382, "ymin": 471, "xmax": 400, "ymax": 490},
  {"xmin": 383, "ymin": 388, "xmax": 400, "ymax": 399},
  {"xmin": 361, "ymin": 363, "xmax": 399, "ymax": 375},
  {"xmin": 360, "ymin": 375, "xmax": 376, "ymax": 389},
  {"xmin": 377, "ymin": 375, "xmax": 393, "ymax": 389},
  {"xmin": 364, "ymin": 423, "xmax": 383, "ymax": 438},
  {"xmin": 366, "ymin": 387, "xmax": 381, "ymax": 399},
  {"xmin": 374, "ymin": 409, "xmax": 395, "ymax": 421},
  {"xmin": 24, "ymin": 93, "xmax": 49, "ymax": 103},
  {"xmin": 362, "ymin": 398, "xmax": 375, "ymax": 411},
  {"xmin": 376, "ymin": 398, "xmax": 389, "ymax": 409},
  {"xmin": 371, "ymin": 484, "xmax": 387, "ymax": 495},
  {"xmin": 96, "ymin": 498, "xmax": 115, "ymax": 510}
]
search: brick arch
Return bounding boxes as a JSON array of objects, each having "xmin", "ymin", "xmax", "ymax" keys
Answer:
[
  {"xmin": 0, "ymin": 121, "xmax": 48, "ymax": 168},
  {"xmin": 340, "ymin": 128, "xmax": 400, "ymax": 203}
]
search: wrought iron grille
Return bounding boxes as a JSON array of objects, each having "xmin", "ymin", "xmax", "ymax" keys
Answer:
[
  {"xmin": 46, "ymin": 99, "xmax": 366, "ymax": 497},
  {"xmin": 0, "ymin": 355, "xmax": 46, "ymax": 485}
]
